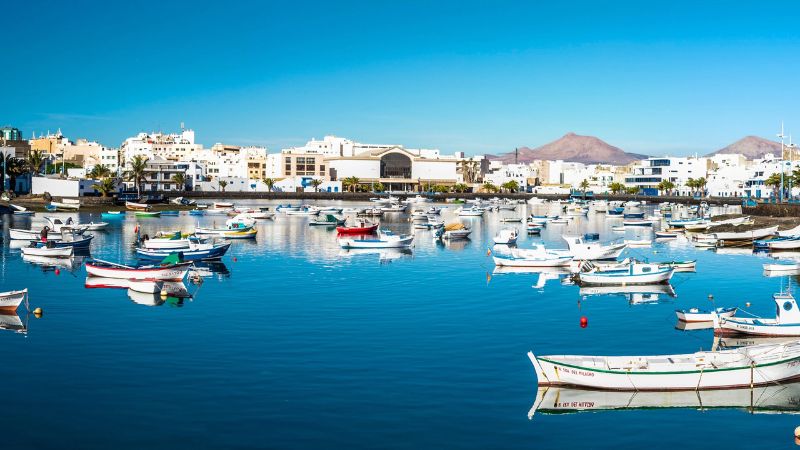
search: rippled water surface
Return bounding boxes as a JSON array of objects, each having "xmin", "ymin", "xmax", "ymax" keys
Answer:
[{"xmin": 2, "ymin": 200, "xmax": 799, "ymax": 449}]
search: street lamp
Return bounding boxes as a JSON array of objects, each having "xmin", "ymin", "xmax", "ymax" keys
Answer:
[{"xmin": 778, "ymin": 122, "xmax": 786, "ymax": 203}]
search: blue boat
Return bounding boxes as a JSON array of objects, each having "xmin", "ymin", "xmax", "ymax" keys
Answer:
[
  {"xmin": 45, "ymin": 204, "xmax": 58, "ymax": 212},
  {"xmin": 608, "ymin": 207, "xmax": 624, "ymax": 215},
  {"xmin": 189, "ymin": 210, "xmax": 205, "ymax": 216},
  {"xmin": 623, "ymin": 212, "xmax": 645, "ymax": 219},
  {"xmin": 101, "ymin": 212, "xmax": 125, "ymax": 220},
  {"xmin": 161, "ymin": 210, "xmax": 180, "ymax": 216},
  {"xmin": 754, "ymin": 236, "xmax": 797, "ymax": 250},
  {"xmin": 135, "ymin": 242, "xmax": 231, "ymax": 261}
]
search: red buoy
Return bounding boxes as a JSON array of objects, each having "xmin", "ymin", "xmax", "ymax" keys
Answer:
[
  {"xmin": 580, "ymin": 316, "xmax": 588, "ymax": 328},
  {"xmin": 233, "ymin": 257, "xmax": 238, "ymax": 262},
  {"xmin": 54, "ymin": 268, "xmax": 61, "ymax": 276}
]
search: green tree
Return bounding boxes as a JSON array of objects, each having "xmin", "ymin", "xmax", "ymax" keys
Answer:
[
  {"xmin": 171, "ymin": 173, "xmax": 186, "ymax": 191},
  {"xmin": 125, "ymin": 155, "xmax": 149, "ymax": 196},
  {"xmin": 373, "ymin": 181, "xmax": 385, "ymax": 192},
  {"xmin": 626, "ymin": 186, "xmax": 639, "ymax": 195},
  {"xmin": 262, "ymin": 177, "xmax": 276, "ymax": 192},
  {"xmin": 310, "ymin": 178, "xmax": 323, "ymax": 192},
  {"xmin": 685, "ymin": 178, "xmax": 697, "ymax": 194},
  {"xmin": 92, "ymin": 177, "xmax": 117, "ymax": 197},
  {"xmin": 1, "ymin": 155, "xmax": 24, "ymax": 192},
  {"xmin": 482, "ymin": 182, "xmax": 498, "ymax": 193},
  {"xmin": 695, "ymin": 177, "xmax": 707, "ymax": 196},
  {"xmin": 608, "ymin": 182, "xmax": 625, "ymax": 195},
  {"xmin": 453, "ymin": 183, "xmax": 469, "ymax": 193},
  {"xmin": 88, "ymin": 164, "xmax": 111, "ymax": 179},
  {"xmin": 501, "ymin": 180, "xmax": 519, "ymax": 193},
  {"xmin": 218, "ymin": 180, "xmax": 228, "ymax": 192}
]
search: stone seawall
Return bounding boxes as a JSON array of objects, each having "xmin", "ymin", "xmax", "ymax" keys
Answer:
[{"xmin": 743, "ymin": 204, "xmax": 800, "ymax": 217}]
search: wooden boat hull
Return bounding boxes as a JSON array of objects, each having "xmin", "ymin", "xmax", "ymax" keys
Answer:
[{"xmin": 125, "ymin": 201, "xmax": 150, "ymax": 211}]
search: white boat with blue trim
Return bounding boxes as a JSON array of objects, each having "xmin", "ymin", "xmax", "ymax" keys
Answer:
[
  {"xmin": 578, "ymin": 262, "xmax": 674, "ymax": 285},
  {"xmin": 563, "ymin": 235, "xmax": 627, "ymax": 260},
  {"xmin": 492, "ymin": 244, "xmax": 572, "ymax": 267},
  {"xmin": 714, "ymin": 293, "xmax": 800, "ymax": 336},
  {"xmin": 527, "ymin": 339, "xmax": 800, "ymax": 390}
]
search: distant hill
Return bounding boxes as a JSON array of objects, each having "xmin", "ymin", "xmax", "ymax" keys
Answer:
[
  {"xmin": 706, "ymin": 136, "xmax": 782, "ymax": 159},
  {"xmin": 491, "ymin": 132, "xmax": 647, "ymax": 165}
]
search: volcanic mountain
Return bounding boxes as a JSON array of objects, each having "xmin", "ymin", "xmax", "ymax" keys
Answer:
[
  {"xmin": 490, "ymin": 132, "xmax": 647, "ymax": 165},
  {"xmin": 706, "ymin": 136, "xmax": 782, "ymax": 159}
]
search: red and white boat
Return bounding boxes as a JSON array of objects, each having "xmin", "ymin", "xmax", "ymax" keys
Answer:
[
  {"xmin": 0, "ymin": 289, "xmax": 27, "ymax": 312},
  {"xmin": 336, "ymin": 220, "xmax": 379, "ymax": 235},
  {"xmin": 85, "ymin": 259, "xmax": 191, "ymax": 281},
  {"xmin": 125, "ymin": 201, "xmax": 151, "ymax": 211}
]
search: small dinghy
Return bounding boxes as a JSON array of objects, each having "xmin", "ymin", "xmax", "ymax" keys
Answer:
[
  {"xmin": 457, "ymin": 206, "xmax": 484, "ymax": 217},
  {"xmin": 655, "ymin": 231, "xmax": 679, "ymax": 239},
  {"xmin": 136, "ymin": 242, "xmax": 231, "ymax": 261},
  {"xmin": 101, "ymin": 211, "xmax": 124, "ymax": 220},
  {"xmin": 336, "ymin": 220, "xmax": 379, "ymax": 235},
  {"xmin": 85, "ymin": 256, "xmax": 192, "ymax": 281},
  {"xmin": 493, "ymin": 227, "xmax": 519, "ymax": 245},
  {"xmin": 125, "ymin": 201, "xmax": 151, "ymax": 211},
  {"xmin": 657, "ymin": 260, "xmax": 696, "ymax": 270},
  {"xmin": 20, "ymin": 242, "xmax": 73, "ymax": 258},
  {"xmin": 309, "ymin": 214, "xmax": 345, "ymax": 226},
  {"xmin": 500, "ymin": 217, "xmax": 524, "ymax": 223},
  {"xmin": 624, "ymin": 239, "xmax": 652, "ymax": 247},
  {"xmin": 10, "ymin": 204, "xmax": 34, "ymax": 216},
  {"xmin": 435, "ymin": 223, "xmax": 472, "ymax": 240},
  {"xmin": 676, "ymin": 306, "xmax": 737, "ymax": 322},
  {"xmin": 84, "ymin": 222, "xmax": 109, "ymax": 231},
  {"xmin": 623, "ymin": 219, "xmax": 655, "ymax": 227},
  {"xmin": 135, "ymin": 211, "xmax": 161, "ymax": 218},
  {"xmin": 527, "ymin": 339, "xmax": 800, "ymax": 390},
  {"xmin": 338, "ymin": 229, "xmax": 413, "ymax": 249},
  {"xmin": 714, "ymin": 293, "xmax": 800, "ymax": 336},
  {"xmin": 563, "ymin": 235, "xmax": 627, "ymax": 260}
]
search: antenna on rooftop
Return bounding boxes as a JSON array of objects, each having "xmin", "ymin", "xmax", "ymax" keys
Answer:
[
  {"xmin": 515, "ymin": 147, "xmax": 518, "ymax": 165},
  {"xmin": 180, "ymin": 122, "xmax": 185, "ymax": 131}
]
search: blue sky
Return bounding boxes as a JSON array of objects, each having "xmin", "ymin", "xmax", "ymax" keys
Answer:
[{"xmin": 4, "ymin": 1, "xmax": 800, "ymax": 156}]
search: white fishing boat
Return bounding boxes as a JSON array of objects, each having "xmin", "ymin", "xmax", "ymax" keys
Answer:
[
  {"xmin": 437, "ymin": 227, "xmax": 472, "ymax": 240},
  {"xmin": 676, "ymin": 306, "xmax": 737, "ymax": 322},
  {"xmin": 20, "ymin": 243, "xmax": 73, "ymax": 258},
  {"xmin": 0, "ymin": 289, "xmax": 27, "ymax": 312},
  {"xmin": 683, "ymin": 222, "xmax": 711, "ymax": 232},
  {"xmin": 50, "ymin": 200, "xmax": 80, "ymax": 210},
  {"xmin": 714, "ymin": 293, "xmax": 800, "ymax": 336},
  {"xmin": 667, "ymin": 217, "xmax": 707, "ymax": 227},
  {"xmin": 491, "ymin": 244, "xmax": 573, "ymax": 267},
  {"xmin": 213, "ymin": 202, "xmax": 234, "ymax": 209},
  {"xmin": 493, "ymin": 228, "xmax": 519, "ymax": 245},
  {"xmin": 778, "ymin": 224, "xmax": 800, "ymax": 237},
  {"xmin": 549, "ymin": 218, "xmax": 570, "ymax": 224},
  {"xmin": 766, "ymin": 239, "xmax": 800, "ymax": 250},
  {"xmin": 527, "ymin": 339, "xmax": 800, "ymax": 390},
  {"xmin": 338, "ymin": 230, "xmax": 414, "ymax": 249},
  {"xmin": 713, "ymin": 226, "xmax": 778, "ymax": 241},
  {"xmin": 284, "ymin": 206, "xmax": 320, "ymax": 216},
  {"xmin": 611, "ymin": 226, "xmax": 625, "ymax": 232},
  {"xmin": 578, "ymin": 263, "xmax": 674, "ymax": 285},
  {"xmin": 764, "ymin": 262, "xmax": 800, "ymax": 272},
  {"xmin": 500, "ymin": 216, "xmax": 523, "ymax": 223},
  {"xmin": 380, "ymin": 204, "xmax": 407, "ymax": 213},
  {"xmin": 624, "ymin": 239, "xmax": 652, "ymax": 247},
  {"xmin": 10, "ymin": 204, "xmax": 34, "ymax": 216},
  {"xmin": 655, "ymin": 230, "xmax": 679, "ymax": 239},
  {"xmin": 85, "ymin": 259, "xmax": 191, "ymax": 281},
  {"xmin": 562, "ymin": 235, "xmax": 627, "ymax": 260},
  {"xmin": 457, "ymin": 206, "xmax": 484, "ymax": 217},
  {"xmin": 657, "ymin": 260, "xmax": 696, "ymax": 270},
  {"xmin": 141, "ymin": 235, "xmax": 194, "ymax": 249},
  {"xmin": 410, "ymin": 195, "xmax": 432, "ymax": 203}
]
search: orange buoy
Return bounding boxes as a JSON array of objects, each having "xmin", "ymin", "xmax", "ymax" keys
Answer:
[
  {"xmin": 486, "ymin": 248, "xmax": 491, "ymax": 256},
  {"xmin": 580, "ymin": 316, "xmax": 588, "ymax": 328}
]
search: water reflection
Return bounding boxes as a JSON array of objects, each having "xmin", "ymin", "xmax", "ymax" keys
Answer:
[
  {"xmin": 338, "ymin": 248, "xmax": 413, "ymax": 263},
  {"xmin": 85, "ymin": 278, "xmax": 192, "ymax": 307},
  {"xmin": 529, "ymin": 384, "xmax": 800, "ymax": 418},
  {"xmin": 0, "ymin": 311, "xmax": 27, "ymax": 334},
  {"xmin": 579, "ymin": 284, "xmax": 677, "ymax": 303},
  {"xmin": 22, "ymin": 254, "xmax": 84, "ymax": 272}
]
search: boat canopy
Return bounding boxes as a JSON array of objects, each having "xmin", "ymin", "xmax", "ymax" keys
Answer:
[{"xmin": 160, "ymin": 253, "xmax": 183, "ymax": 265}]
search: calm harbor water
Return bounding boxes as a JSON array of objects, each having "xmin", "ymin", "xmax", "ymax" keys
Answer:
[{"xmin": 2, "ymin": 200, "xmax": 799, "ymax": 449}]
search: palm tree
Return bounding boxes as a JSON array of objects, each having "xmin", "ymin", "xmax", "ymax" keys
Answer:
[
  {"xmin": 92, "ymin": 177, "xmax": 117, "ymax": 197},
  {"xmin": 26, "ymin": 150, "xmax": 45, "ymax": 176},
  {"xmin": 310, "ymin": 179, "xmax": 323, "ymax": 192},
  {"xmin": 218, "ymin": 180, "xmax": 228, "ymax": 192},
  {"xmin": 482, "ymin": 182, "xmax": 498, "ymax": 193},
  {"xmin": 765, "ymin": 173, "xmax": 783, "ymax": 198},
  {"xmin": 453, "ymin": 183, "xmax": 468, "ymax": 193},
  {"xmin": 125, "ymin": 155, "xmax": 149, "ymax": 196},
  {"xmin": 262, "ymin": 177, "xmax": 276, "ymax": 192},
  {"xmin": 501, "ymin": 180, "xmax": 519, "ymax": 193},
  {"xmin": 608, "ymin": 182, "xmax": 625, "ymax": 195},
  {"xmin": 626, "ymin": 186, "xmax": 639, "ymax": 195},
  {"xmin": 373, "ymin": 181, "xmax": 385, "ymax": 193},
  {"xmin": 88, "ymin": 164, "xmax": 111, "ymax": 179},
  {"xmin": 342, "ymin": 176, "xmax": 360, "ymax": 193},
  {"xmin": 579, "ymin": 179, "xmax": 590, "ymax": 198},
  {"xmin": 695, "ymin": 177, "xmax": 707, "ymax": 197},
  {"xmin": 1, "ymin": 156, "xmax": 24, "ymax": 192},
  {"xmin": 685, "ymin": 178, "xmax": 697, "ymax": 195},
  {"xmin": 171, "ymin": 173, "xmax": 186, "ymax": 191}
]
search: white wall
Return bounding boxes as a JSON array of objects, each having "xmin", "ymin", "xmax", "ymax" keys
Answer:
[
  {"xmin": 328, "ymin": 159, "xmax": 380, "ymax": 179},
  {"xmin": 32, "ymin": 177, "xmax": 97, "ymax": 197},
  {"xmin": 411, "ymin": 160, "xmax": 457, "ymax": 181}
]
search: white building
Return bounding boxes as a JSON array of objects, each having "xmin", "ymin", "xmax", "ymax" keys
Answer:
[
  {"xmin": 625, "ymin": 156, "xmax": 709, "ymax": 195},
  {"xmin": 120, "ymin": 128, "xmax": 202, "ymax": 163}
]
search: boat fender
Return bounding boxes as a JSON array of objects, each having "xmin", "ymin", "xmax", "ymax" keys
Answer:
[{"xmin": 143, "ymin": 234, "xmax": 150, "ymax": 241}]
